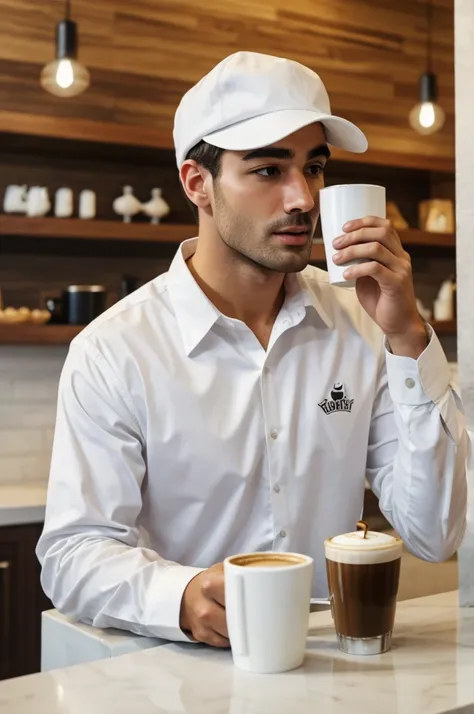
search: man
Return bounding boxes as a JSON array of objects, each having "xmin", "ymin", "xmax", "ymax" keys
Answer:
[{"xmin": 37, "ymin": 52, "xmax": 467, "ymax": 649}]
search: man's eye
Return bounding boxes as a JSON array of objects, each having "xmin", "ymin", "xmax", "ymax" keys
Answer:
[
  {"xmin": 253, "ymin": 166, "xmax": 281, "ymax": 177},
  {"xmin": 306, "ymin": 164, "xmax": 324, "ymax": 175}
]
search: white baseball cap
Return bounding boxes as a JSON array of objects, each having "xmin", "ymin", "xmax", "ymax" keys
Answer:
[{"xmin": 173, "ymin": 51, "xmax": 368, "ymax": 168}]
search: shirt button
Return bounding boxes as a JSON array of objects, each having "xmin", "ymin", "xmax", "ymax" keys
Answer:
[
  {"xmin": 270, "ymin": 430, "xmax": 278, "ymax": 440},
  {"xmin": 280, "ymin": 530, "xmax": 287, "ymax": 538},
  {"xmin": 405, "ymin": 378, "xmax": 416, "ymax": 389},
  {"xmin": 273, "ymin": 484, "xmax": 281, "ymax": 493}
]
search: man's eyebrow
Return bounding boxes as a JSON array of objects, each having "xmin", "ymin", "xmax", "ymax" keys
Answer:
[
  {"xmin": 307, "ymin": 145, "xmax": 331, "ymax": 161},
  {"xmin": 242, "ymin": 147, "xmax": 294, "ymax": 161},
  {"xmin": 241, "ymin": 144, "xmax": 331, "ymax": 162}
]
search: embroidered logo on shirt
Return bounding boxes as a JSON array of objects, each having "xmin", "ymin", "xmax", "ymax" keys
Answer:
[{"xmin": 318, "ymin": 382, "xmax": 354, "ymax": 415}]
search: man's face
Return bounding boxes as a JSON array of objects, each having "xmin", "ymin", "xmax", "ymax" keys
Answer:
[{"xmin": 209, "ymin": 122, "xmax": 329, "ymax": 273}]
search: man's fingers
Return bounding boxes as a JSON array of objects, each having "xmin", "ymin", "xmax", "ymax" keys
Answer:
[
  {"xmin": 212, "ymin": 602, "xmax": 229, "ymax": 639},
  {"xmin": 194, "ymin": 628, "xmax": 230, "ymax": 648},
  {"xmin": 335, "ymin": 225, "xmax": 405, "ymax": 259},
  {"xmin": 343, "ymin": 260, "xmax": 396, "ymax": 287},
  {"xmin": 193, "ymin": 600, "xmax": 229, "ymax": 646},
  {"xmin": 342, "ymin": 216, "xmax": 390, "ymax": 231},
  {"xmin": 179, "ymin": 563, "xmax": 229, "ymax": 649},
  {"xmin": 333, "ymin": 242, "xmax": 400, "ymax": 271},
  {"xmin": 201, "ymin": 566, "xmax": 226, "ymax": 607},
  {"xmin": 196, "ymin": 599, "xmax": 229, "ymax": 637}
]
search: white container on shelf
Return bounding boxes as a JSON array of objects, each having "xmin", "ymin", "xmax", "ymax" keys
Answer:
[
  {"xmin": 3, "ymin": 184, "xmax": 28, "ymax": 213},
  {"xmin": 26, "ymin": 187, "xmax": 51, "ymax": 217},
  {"xmin": 54, "ymin": 187, "xmax": 73, "ymax": 218},
  {"xmin": 433, "ymin": 278, "xmax": 454, "ymax": 321},
  {"xmin": 142, "ymin": 187, "xmax": 170, "ymax": 224},
  {"xmin": 79, "ymin": 189, "xmax": 96, "ymax": 219},
  {"xmin": 112, "ymin": 186, "xmax": 142, "ymax": 223}
]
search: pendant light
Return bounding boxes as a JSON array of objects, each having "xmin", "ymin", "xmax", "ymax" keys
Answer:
[
  {"xmin": 409, "ymin": 0, "xmax": 445, "ymax": 135},
  {"xmin": 40, "ymin": 0, "xmax": 90, "ymax": 98}
]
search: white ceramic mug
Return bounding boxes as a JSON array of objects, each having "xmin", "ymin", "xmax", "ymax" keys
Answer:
[
  {"xmin": 224, "ymin": 552, "xmax": 313, "ymax": 674},
  {"xmin": 319, "ymin": 183, "xmax": 386, "ymax": 287}
]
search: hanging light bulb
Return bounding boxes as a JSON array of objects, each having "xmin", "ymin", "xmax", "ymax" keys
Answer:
[
  {"xmin": 409, "ymin": 0, "xmax": 445, "ymax": 135},
  {"xmin": 409, "ymin": 72, "xmax": 446, "ymax": 135},
  {"xmin": 40, "ymin": 0, "xmax": 90, "ymax": 98}
]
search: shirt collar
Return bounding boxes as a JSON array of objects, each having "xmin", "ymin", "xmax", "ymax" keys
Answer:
[
  {"xmin": 166, "ymin": 238, "xmax": 221, "ymax": 356},
  {"xmin": 166, "ymin": 239, "xmax": 334, "ymax": 356},
  {"xmin": 286, "ymin": 271, "xmax": 334, "ymax": 330}
]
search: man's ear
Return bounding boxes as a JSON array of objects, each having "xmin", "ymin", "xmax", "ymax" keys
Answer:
[{"xmin": 180, "ymin": 160, "xmax": 212, "ymax": 209}]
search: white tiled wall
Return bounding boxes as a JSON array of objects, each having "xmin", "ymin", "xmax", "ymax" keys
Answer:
[{"xmin": 0, "ymin": 347, "xmax": 67, "ymax": 485}]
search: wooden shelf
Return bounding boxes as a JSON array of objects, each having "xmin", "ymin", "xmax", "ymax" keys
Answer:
[
  {"xmin": 399, "ymin": 228, "xmax": 455, "ymax": 248},
  {"xmin": 0, "ymin": 324, "xmax": 83, "ymax": 345},
  {"xmin": 0, "ymin": 110, "xmax": 175, "ymax": 152},
  {"xmin": 431, "ymin": 320, "xmax": 457, "ymax": 334},
  {"xmin": 0, "ymin": 110, "xmax": 454, "ymax": 173},
  {"xmin": 0, "ymin": 217, "xmax": 455, "ymax": 249},
  {"xmin": 0, "ymin": 215, "xmax": 196, "ymax": 243}
]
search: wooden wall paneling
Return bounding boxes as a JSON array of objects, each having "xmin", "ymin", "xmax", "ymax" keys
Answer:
[
  {"xmin": 0, "ymin": 0, "xmax": 455, "ymax": 168},
  {"xmin": 0, "ymin": 248, "xmax": 175, "ymax": 311}
]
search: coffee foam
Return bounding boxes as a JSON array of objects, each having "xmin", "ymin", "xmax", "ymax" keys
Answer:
[
  {"xmin": 228, "ymin": 552, "xmax": 308, "ymax": 568},
  {"xmin": 324, "ymin": 531, "xmax": 402, "ymax": 565}
]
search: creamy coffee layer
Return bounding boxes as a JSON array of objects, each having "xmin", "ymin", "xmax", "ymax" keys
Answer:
[
  {"xmin": 228, "ymin": 553, "xmax": 307, "ymax": 568},
  {"xmin": 325, "ymin": 531, "xmax": 402, "ymax": 565}
]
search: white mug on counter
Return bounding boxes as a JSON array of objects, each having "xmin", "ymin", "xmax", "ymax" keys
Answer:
[
  {"xmin": 320, "ymin": 183, "xmax": 386, "ymax": 287},
  {"xmin": 224, "ymin": 551, "xmax": 313, "ymax": 674}
]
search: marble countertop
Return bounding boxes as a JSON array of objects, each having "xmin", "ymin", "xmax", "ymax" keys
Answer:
[
  {"xmin": 0, "ymin": 591, "xmax": 472, "ymax": 714},
  {"xmin": 0, "ymin": 483, "xmax": 47, "ymax": 526}
]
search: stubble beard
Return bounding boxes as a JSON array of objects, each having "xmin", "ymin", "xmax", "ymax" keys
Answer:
[{"xmin": 213, "ymin": 185, "xmax": 315, "ymax": 275}]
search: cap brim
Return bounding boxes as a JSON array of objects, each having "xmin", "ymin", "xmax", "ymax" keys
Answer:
[{"xmin": 203, "ymin": 108, "xmax": 368, "ymax": 154}]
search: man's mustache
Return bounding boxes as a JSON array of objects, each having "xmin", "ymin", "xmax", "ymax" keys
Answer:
[{"xmin": 269, "ymin": 214, "xmax": 315, "ymax": 233}]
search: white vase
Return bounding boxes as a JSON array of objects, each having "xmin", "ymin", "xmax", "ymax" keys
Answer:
[
  {"xmin": 79, "ymin": 190, "xmax": 96, "ymax": 219},
  {"xmin": 433, "ymin": 278, "xmax": 454, "ymax": 321},
  {"xmin": 3, "ymin": 185, "xmax": 28, "ymax": 213},
  {"xmin": 142, "ymin": 188, "xmax": 170, "ymax": 224},
  {"xmin": 27, "ymin": 187, "xmax": 51, "ymax": 217},
  {"xmin": 112, "ymin": 186, "xmax": 142, "ymax": 223},
  {"xmin": 54, "ymin": 187, "xmax": 73, "ymax": 218}
]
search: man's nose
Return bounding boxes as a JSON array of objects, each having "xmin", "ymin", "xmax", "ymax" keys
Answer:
[{"xmin": 283, "ymin": 173, "xmax": 316, "ymax": 214}]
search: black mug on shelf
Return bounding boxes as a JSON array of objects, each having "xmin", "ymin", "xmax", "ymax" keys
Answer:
[{"xmin": 46, "ymin": 285, "xmax": 107, "ymax": 325}]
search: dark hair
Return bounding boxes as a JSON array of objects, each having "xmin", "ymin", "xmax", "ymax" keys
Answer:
[{"xmin": 181, "ymin": 140, "xmax": 224, "ymax": 222}]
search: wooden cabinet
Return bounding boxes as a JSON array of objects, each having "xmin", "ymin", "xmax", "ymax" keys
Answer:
[{"xmin": 0, "ymin": 523, "xmax": 51, "ymax": 680}]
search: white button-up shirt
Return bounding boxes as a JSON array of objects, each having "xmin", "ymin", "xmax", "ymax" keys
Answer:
[{"xmin": 37, "ymin": 239, "xmax": 468, "ymax": 642}]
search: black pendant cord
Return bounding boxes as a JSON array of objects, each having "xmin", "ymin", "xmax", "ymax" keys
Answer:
[
  {"xmin": 56, "ymin": 0, "xmax": 78, "ymax": 61},
  {"xmin": 426, "ymin": 0, "xmax": 433, "ymax": 73}
]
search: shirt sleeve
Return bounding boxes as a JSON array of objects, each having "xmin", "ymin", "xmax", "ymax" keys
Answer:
[
  {"xmin": 365, "ymin": 327, "xmax": 468, "ymax": 561},
  {"xmin": 36, "ymin": 339, "xmax": 203, "ymax": 641}
]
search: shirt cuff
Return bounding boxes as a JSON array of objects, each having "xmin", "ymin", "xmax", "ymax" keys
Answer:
[
  {"xmin": 384, "ymin": 326, "xmax": 451, "ymax": 406},
  {"xmin": 147, "ymin": 565, "xmax": 205, "ymax": 642}
]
